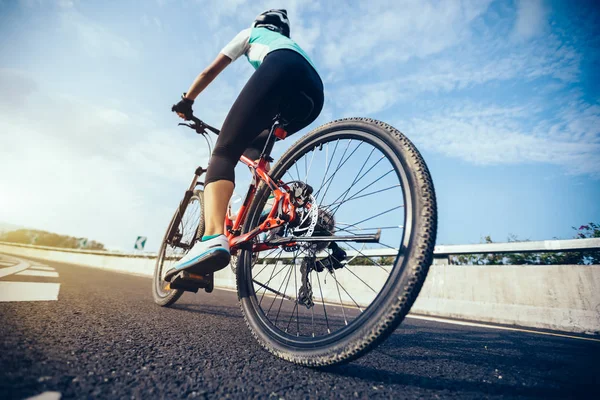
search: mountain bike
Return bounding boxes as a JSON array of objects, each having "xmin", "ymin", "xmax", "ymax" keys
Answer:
[{"xmin": 152, "ymin": 112, "xmax": 437, "ymax": 366}]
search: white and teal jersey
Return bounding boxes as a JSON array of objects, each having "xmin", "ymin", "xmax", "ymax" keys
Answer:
[{"xmin": 220, "ymin": 27, "xmax": 317, "ymax": 71}]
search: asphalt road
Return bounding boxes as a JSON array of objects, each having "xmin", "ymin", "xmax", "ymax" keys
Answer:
[{"xmin": 1, "ymin": 254, "xmax": 599, "ymax": 399}]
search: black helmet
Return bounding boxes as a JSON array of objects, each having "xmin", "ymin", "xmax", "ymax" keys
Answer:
[{"xmin": 253, "ymin": 9, "xmax": 290, "ymax": 38}]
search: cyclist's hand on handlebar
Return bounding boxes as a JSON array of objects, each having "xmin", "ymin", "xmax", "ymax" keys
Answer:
[{"xmin": 171, "ymin": 93, "xmax": 194, "ymax": 120}]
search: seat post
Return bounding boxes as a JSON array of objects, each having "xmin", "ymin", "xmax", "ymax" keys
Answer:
[{"xmin": 259, "ymin": 114, "xmax": 286, "ymax": 161}]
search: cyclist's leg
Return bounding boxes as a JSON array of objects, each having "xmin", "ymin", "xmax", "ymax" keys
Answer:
[
  {"xmin": 203, "ymin": 52, "xmax": 294, "ymax": 237},
  {"xmin": 242, "ymin": 57, "xmax": 324, "ymax": 163},
  {"xmin": 168, "ymin": 50, "xmax": 323, "ymax": 277}
]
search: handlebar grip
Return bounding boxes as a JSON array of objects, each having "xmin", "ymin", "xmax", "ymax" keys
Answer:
[
  {"xmin": 204, "ymin": 124, "xmax": 220, "ymax": 135},
  {"xmin": 190, "ymin": 116, "xmax": 220, "ymax": 135}
]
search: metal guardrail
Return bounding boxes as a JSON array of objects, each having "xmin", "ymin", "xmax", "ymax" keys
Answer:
[
  {"xmin": 2, "ymin": 238, "xmax": 600, "ymax": 261},
  {"xmin": 263, "ymin": 238, "xmax": 600, "ymax": 260}
]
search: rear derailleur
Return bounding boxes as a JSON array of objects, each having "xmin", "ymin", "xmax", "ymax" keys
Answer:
[{"xmin": 297, "ymin": 242, "xmax": 347, "ymax": 309}]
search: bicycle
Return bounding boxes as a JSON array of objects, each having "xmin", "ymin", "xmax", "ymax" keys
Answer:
[{"xmin": 152, "ymin": 111, "xmax": 437, "ymax": 366}]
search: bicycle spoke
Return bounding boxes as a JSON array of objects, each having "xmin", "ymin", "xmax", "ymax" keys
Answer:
[
  {"xmin": 331, "ymin": 268, "xmax": 363, "ymax": 313},
  {"xmin": 315, "ymin": 140, "xmax": 338, "ymax": 203},
  {"xmin": 310, "ymin": 272, "xmax": 315, "ymax": 337},
  {"xmin": 317, "ymin": 141, "xmax": 363, "ymax": 205},
  {"xmin": 253, "ymin": 248, "xmax": 284, "ymax": 278},
  {"xmin": 253, "ymin": 279, "xmax": 295, "ymax": 302},
  {"xmin": 285, "ymin": 249, "xmax": 300, "ymax": 335},
  {"xmin": 329, "ymin": 169, "xmax": 395, "ymax": 217},
  {"xmin": 266, "ymin": 264, "xmax": 293, "ymax": 317},
  {"xmin": 339, "ymin": 225, "xmax": 404, "ymax": 232},
  {"xmin": 332, "ymin": 267, "xmax": 348, "ymax": 325},
  {"xmin": 294, "ymin": 161, "xmax": 301, "ymax": 182},
  {"xmin": 344, "ymin": 242, "xmax": 391, "ymax": 274},
  {"xmin": 376, "ymin": 241, "xmax": 398, "ymax": 250},
  {"xmin": 325, "ymin": 184, "xmax": 401, "ymax": 209},
  {"xmin": 349, "ymin": 205, "xmax": 404, "ymax": 228},
  {"xmin": 258, "ymin": 258, "xmax": 288, "ymax": 305},
  {"xmin": 304, "ymin": 147, "xmax": 316, "ymax": 182},
  {"xmin": 322, "ymin": 147, "xmax": 377, "ymax": 211},
  {"xmin": 285, "ymin": 300, "xmax": 299, "ymax": 334},
  {"xmin": 325, "ymin": 249, "xmax": 377, "ymax": 295},
  {"xmin": 274, "ymin": 261, "xmax": 295, "ymax": 325},
  {"xmin": 315, "ymin": 270, "xmax": 331, "ymax": 334}
]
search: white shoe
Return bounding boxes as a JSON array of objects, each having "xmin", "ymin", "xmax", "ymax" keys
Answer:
[{"xmin": 164, "ymin": 235, "xmax": 230, "ymax": 281}]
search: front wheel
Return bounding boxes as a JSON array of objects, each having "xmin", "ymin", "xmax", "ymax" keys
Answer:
[
  {"xmin": 153, "ymin": 190, "xmax": 205, "ymax": 307},
  {"xmin": 237, "ymin": 118, "xmax": 437, "ymax": 366}
]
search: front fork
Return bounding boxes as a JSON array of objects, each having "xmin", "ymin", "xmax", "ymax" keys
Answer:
[{"xmin": 166, "ymin": 166, "xmax": 207, "ymax": 245}]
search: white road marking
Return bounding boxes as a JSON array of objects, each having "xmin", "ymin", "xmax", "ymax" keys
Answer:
[
  {"xmin": 0, "ymin": 282, "xmax": 60, "ymax": 302},
  {"xmin": 16, "ymin": 270, "xmax": 59, "ymax": 278},
  {"xmin": 0, "ymin": 261, "xmax": 17, "ymax": 267},
  {"xmin": 0, "ymin": 259, "xmax": 30, "ymax": 278},
  {"xmin": 25, "ymin": 391, "xmax": 62, "ymax": 400},
  {"xmin": 29, "ymin": 266, "xmax": 54, "ymax": 271},
  {"xmin": 210, "ymin": 287, "xmax": 600, "ymax": 343},
  {"xmin": 405, "ymin": 314, "xmax": 600, "ymax": 343}
]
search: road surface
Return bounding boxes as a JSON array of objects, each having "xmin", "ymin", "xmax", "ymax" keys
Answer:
[{"xmin": 1, "ymin": 254, "xmax": 598, "ymax": 399}]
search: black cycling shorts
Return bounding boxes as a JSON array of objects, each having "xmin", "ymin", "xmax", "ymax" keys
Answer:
[{"xmin": 205, "ymin": 49, "xmax": 324, "ymax": 186}]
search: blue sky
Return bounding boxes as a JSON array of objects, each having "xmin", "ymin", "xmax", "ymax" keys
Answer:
[{"xmin": 0, "ymin": 0, "xmax": 598, "ymax": 251}]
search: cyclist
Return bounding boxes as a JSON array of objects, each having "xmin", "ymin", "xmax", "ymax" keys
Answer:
[{"xmin": 167, "ymin": 9, "xmax": 324, "ymax": 281}]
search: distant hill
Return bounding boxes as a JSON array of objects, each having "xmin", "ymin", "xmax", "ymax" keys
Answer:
[
  {"xmin": 0, "ymin": 229, "xmax": 105, "ymax": 250},
  {"xmin": 0, "ymin": 222, "xmax": 24, "ymax": 234}
]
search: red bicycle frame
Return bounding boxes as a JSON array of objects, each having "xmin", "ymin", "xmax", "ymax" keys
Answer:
[
  {"xmin": 224, "ymin": 153, "xmax": 297, "ymax": 255},
  {"xmin": 180, "ymin": 115, "xmax": 379, "ymax": 258}
]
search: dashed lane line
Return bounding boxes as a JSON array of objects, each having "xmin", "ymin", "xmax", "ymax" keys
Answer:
[
  {"xmin": 0, "ymin": 282, "xmax": 60, "ymax": 302},
  {"xmin": 405, "ymin": 314, "xmax": 600, "ymax": 343},
  {"xmin": 16, "ymin": 270, "xmax": 60, "ymax": 278},
  {"xmin": 29, "ymin": 266, "xmax": 55, "ymax": 271}
]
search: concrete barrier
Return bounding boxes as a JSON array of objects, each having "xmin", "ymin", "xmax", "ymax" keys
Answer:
[{"xmin": 1, "ymin": 241, "xmax": 598, "ymax": 335}]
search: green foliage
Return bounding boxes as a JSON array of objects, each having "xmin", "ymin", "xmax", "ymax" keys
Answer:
[
  {"xmin": 0, "ymin": 229, "xmax": 105, "ymax": 250},
  {"xmin": 450, "ymin": 223, "xmax": 599, "ymax": 266},
  {"xmin": 347, "ymin": 256, "xmax": 394, "ymax": 266}
]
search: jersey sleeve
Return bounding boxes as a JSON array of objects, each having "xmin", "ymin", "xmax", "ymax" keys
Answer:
[{"xmin": 220, "ymin": 28, "xmax": 251, "ymax": 62}]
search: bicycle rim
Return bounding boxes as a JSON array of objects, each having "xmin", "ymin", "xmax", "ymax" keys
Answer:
[
  {"xmin": 240, "ymin": 128, "xmax": 413, "ymax": 346},
  {"xmin": 154, "ymin": 192, "xmax": 204, "ymax": 300}
]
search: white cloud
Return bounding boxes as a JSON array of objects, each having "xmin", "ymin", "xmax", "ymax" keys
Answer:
[
  {"xmin": 60, "ymin": 10, "xmax": 139, "ymax": 60},
  {"xmin": 331, "ymin": 26, "xmax": 581, "ymax": 116},
  {"xmin": 401, "ymin": 101, "xmax": 600, "ymax": 176},
  {"xmin": 319, "ymin": 0, "xmax": 493, "ymax": 70},
  {"xmin": 512, "ymin": 0, "xmax": 548, "ymax": 40},
  {"xmin": 57, "ymin": 0, "xmax": 75, "ymax": 8}
]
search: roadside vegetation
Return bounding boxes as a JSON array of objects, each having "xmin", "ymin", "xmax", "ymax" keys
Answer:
[{"xmin": 0, "ymin": 229, "xmax": 105, "ymax": 250}]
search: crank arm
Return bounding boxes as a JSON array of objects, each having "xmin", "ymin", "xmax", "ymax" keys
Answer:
[{"xmin": 265, "ymin": 229, "xmax": 381, "ymax": 245}]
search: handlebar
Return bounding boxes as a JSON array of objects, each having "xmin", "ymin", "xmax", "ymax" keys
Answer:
[{"xmin": 177, "ymin": 114, "xmax": 221, "ymax": 136}]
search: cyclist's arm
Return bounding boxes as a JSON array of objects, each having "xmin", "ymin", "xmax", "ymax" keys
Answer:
[
  {"xmin": 184, "ymin": 54, "xmax": 231, "ymax": 100},
  {"xmin": 183, "ymin": 29, "xmax": 250, "ymax": 101}
]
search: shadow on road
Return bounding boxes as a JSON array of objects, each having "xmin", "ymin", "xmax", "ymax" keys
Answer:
[
  {"xmin": 322, "ymin": 326, "xmax": 599, "ymax": 398},
  {"xmin": 170, "ymin": 303, "xmax": 244, "ymax": 320}
]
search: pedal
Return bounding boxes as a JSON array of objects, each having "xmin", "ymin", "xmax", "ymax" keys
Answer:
[{"xmin": 169, "ymin": 271, "xmax": 214, "ymax": 293}]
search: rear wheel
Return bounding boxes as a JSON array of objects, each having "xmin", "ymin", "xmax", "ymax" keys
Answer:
[
  {"xmin": 153, "ymin": 190, "xmax": 205, "ymax": 306},
  {"xmin": 237, "ymin": 118, "xmax": 437, "ymax": 366}
]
